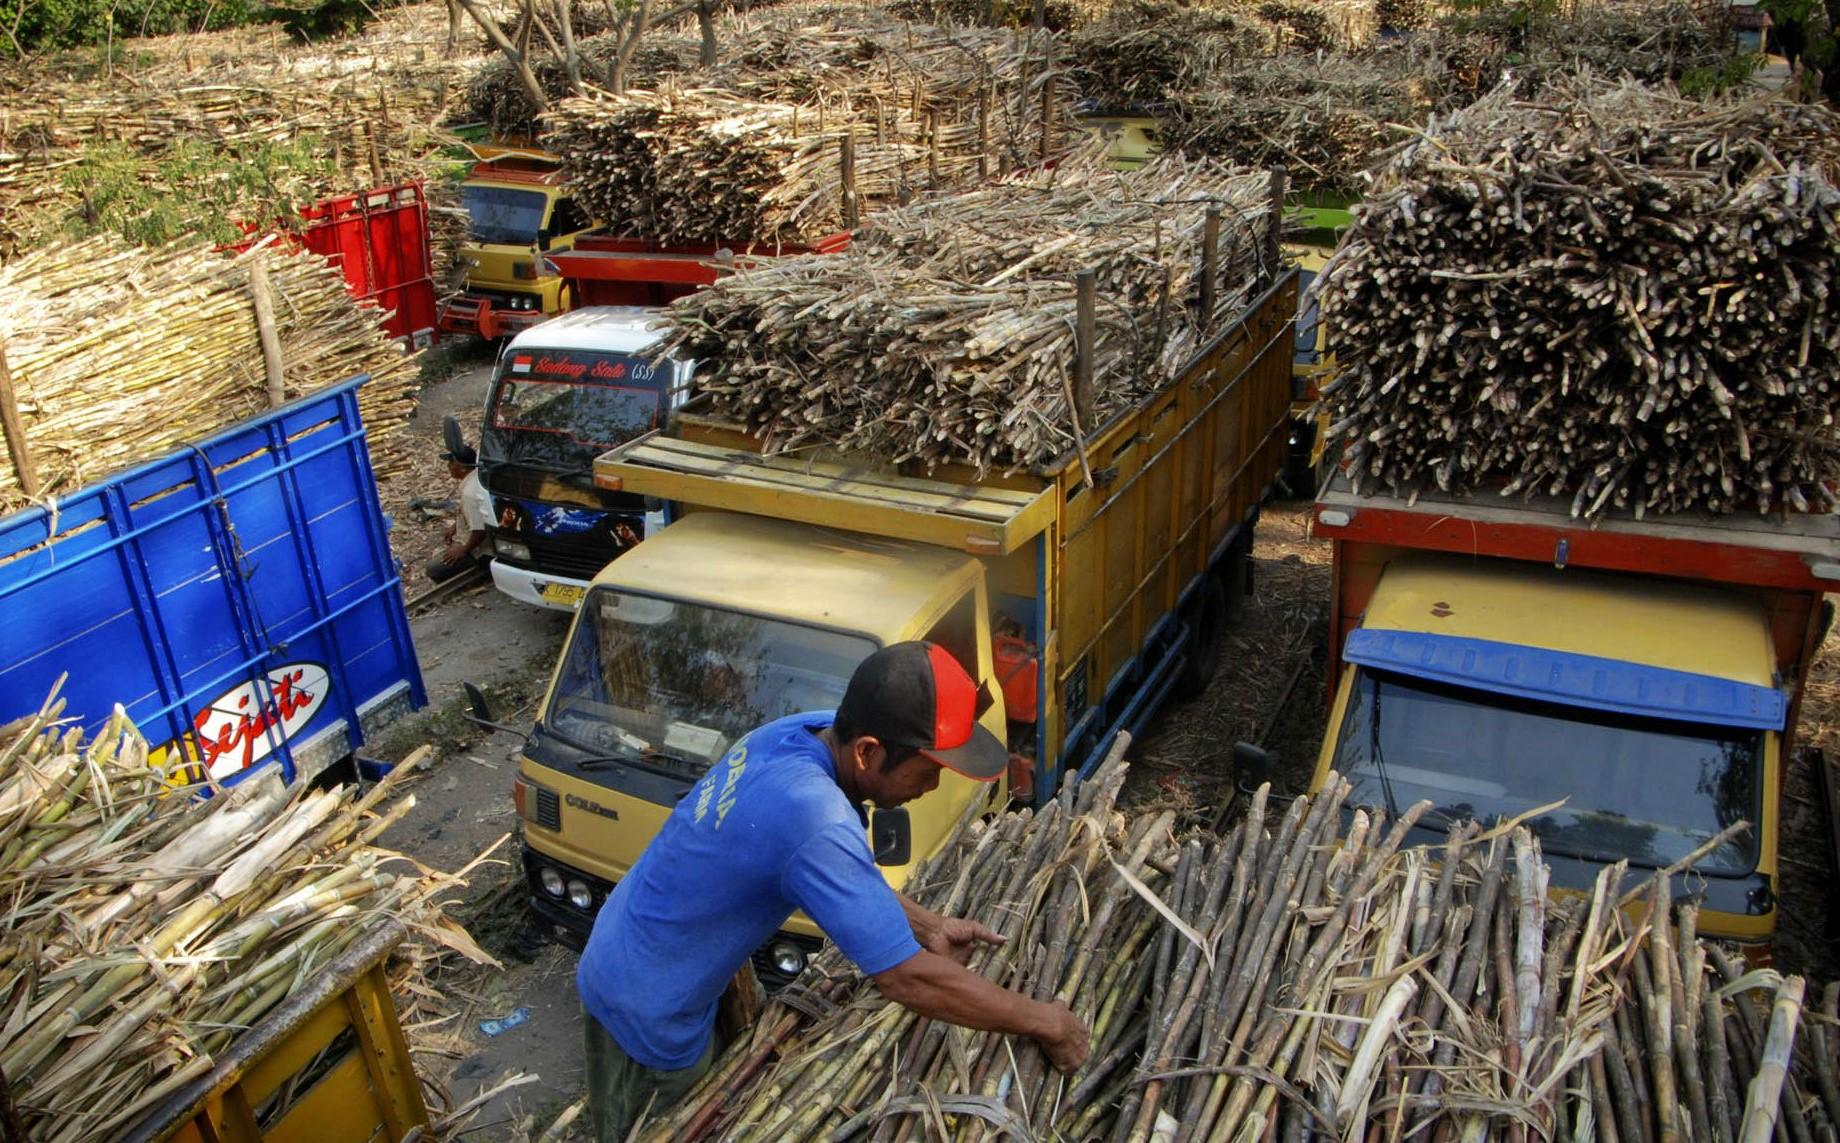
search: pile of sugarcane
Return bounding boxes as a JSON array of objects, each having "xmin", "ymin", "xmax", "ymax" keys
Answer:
[
  {"xmin": 0, "ymin": 683, "xmax": 494, "ymax": 1142},
  {"xmin": 657, "ymin": 155, "xmax": 1282, "ymax": 472},
  {"xmin": 0, "ymin": 235, "xmax": 419, "ymax": 513},
  {"xmin": 542, "ymin": 17, "xmax": 1073, "ymax": 243},
  {"xmin": 462, "ymin": 32, "xmax": 704, "ymax": 138},
  {"xmin": 1160, "ymin": 52, "xmax": 1428, "ymax": 195},
  {"xmin": 1253, "ymin": 0, "xmax": 1338, "ymax": 49},
  {"xmin": 642, "ymin": 750, "xmax": 1840, "ymax": 1141},
  {"xmin": 886, "ymin": 0, "xmax": 1092, "ymax": 29},
  {"xmin": 1068, "ymin": 1, "xmax": 1274, "ymax": 108},
  {"xmin": 0, "ymin": 75, "xmax": 462, "ymax": 254},
  {"xmin": 1319, "ymin": 81, "xmax": 1840, "ymax": 518}
]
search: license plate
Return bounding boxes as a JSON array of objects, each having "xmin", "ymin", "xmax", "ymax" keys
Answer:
[{"xmin": 539, "ymin": 582, "xmax": 585, "ymax": 608}]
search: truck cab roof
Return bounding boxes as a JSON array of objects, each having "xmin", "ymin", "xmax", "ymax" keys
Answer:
[
  {"xmin": 505, "ymin": 307, "xmax": 667, "ymax": 357},
  {"xmin": 1365, "ymin": 553, "xmax": 1775, "ymax": 688},
  {"xmin": 591, "ymin": 510, "xmax": 981, "ymax": 645}
]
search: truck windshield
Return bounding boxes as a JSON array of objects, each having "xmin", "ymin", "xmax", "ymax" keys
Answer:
[
  {"xmin": 463, "ymin": 185, "xmax": 547, "ymax": 245},
  {"xmin": 547, "ymin": 589, "xmax": 877, "ymax": 775},
  {"xmin": 481, "ymin": 352, "xmax": 668, "ymax": 474},
  {"xmin": 1332, "ymin": 668, "xmax": 1761, "ymax": 875}
]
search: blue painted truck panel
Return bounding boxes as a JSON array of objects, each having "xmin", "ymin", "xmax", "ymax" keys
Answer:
[{"xmin": 0, "ymin": 378, "xmax": 425, "ymax": 786}]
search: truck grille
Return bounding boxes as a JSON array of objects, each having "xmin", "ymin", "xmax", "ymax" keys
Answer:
[
  {"xmin": 521, "ymin": 535, "xmax": 621, "ymax": 580},
  {"xmin": 535, "ymin": 786, "xmax": 562, "ymax": 831}
]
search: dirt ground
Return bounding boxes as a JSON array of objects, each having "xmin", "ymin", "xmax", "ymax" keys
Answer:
[{"xmin": 1130, "ymin": 499, "xmax": 1334, "ymax": 820}]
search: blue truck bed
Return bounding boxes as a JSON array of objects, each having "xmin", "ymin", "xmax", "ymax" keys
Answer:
[{"xmin": 0, "ymin": 377, "xmax": 424, "ymax": 786}]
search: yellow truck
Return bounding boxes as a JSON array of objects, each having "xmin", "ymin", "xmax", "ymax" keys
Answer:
[
  {"xmin": 438, "ymin": 150, "xmax": 598, "ymax": 340},
  {"xmin": 1308, "ymin": 475, "xmax": 1840, "ymax": 945},
  {"xmin": 497, "ymin": 269, "xmax": 1298, "ymax": 982}
]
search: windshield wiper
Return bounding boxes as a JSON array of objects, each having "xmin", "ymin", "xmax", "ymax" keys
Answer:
[
  {"xmin": 542, "ymin": 721, "xmax": 700, "ymax": 778},
  {"xmin": 1369, "ymin": 680, "xmax": 1402, "ymax": 823}
]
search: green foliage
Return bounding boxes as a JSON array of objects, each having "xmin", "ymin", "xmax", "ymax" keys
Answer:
[
  {"xmin": 0, "ymin": 0, "xmax": 257, "ymax": 56},
  {"xmin": 61, "ymin": 135, "xmax": 340, "ymax": 246},
  {"xmin": 1678, "ymin": 51, "xmax": 1764, "ymax": 96}
]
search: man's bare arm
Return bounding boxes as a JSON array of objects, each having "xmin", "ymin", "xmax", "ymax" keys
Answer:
[{"xmin": 871, "ymin": 950, "xmax": 1089, "ymax": 1072}]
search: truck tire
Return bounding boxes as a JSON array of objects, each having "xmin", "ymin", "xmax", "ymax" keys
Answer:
[
  {"xmin": 1218, "ymin": 539, "xmax": 1252, "ymax": 624},
  {"xmin": 1284, "ymin": 418, "xmax": 1320, "ymax": 498},
  {"xmin": 1175, "ymin": 579, "xmax": 1229, "ymax": 700}
]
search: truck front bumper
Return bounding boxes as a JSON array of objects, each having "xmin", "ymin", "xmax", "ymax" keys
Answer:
[
  {"xmin": 490, "ymin": 559, "xmax": 591, "ymax": 611},
  {"xmin": 522, "ymin": 846, "xmax": 823, "ymax": 987},
  {"xmin": 438, "ymin": 295, "xmax": 550, "ymax": 341}
]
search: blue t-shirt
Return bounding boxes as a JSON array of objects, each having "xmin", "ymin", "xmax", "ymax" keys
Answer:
[{"xmin": 577, "ymin": 711, "xmax": 922, "ymax": 1069}]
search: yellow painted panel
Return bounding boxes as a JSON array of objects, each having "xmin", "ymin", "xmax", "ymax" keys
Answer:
[
  {"xmin": 1363, "ymin": 555, "xmax": 1775, "ymax": 684},
  {"xmin": 266, "ymin": 1053, "xmax": 384, "ymax": 1143},
  {"xmin": 238, "ymin": 1005, "xmax": 348, "ymax": 1101}
]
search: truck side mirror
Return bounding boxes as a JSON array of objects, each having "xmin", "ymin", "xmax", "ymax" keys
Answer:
[
  {"xmin": 1232, "ymin": 741, "xmax": 1272, "ymax": 791},
  {"xmin": 464, "ymin": 681, "xmax": 496, "ymax": 723},
  {"xmin": 442, "ymin": 414, "xmax": 467, "ymax": 460},
  {"xmin": 871, "ymin": 807, "xmax": 912, "ymax": 867}
]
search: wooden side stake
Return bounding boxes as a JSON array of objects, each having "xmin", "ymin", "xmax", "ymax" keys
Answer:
[
  {"xmin": 1074, "ymin": 269, "xmax": 1096, "ymax": 427},
  {"xmin": 840, "ymin": 133, "xmax": 859, "ymax": 229},
  {"xmin": 248, "ymin": 256, "xmax": 287, "ymax": 409},
  {"xmin": 977, "ymin": 87, "xmax": 992, "ymax": 179},
  {"xmin": 1200, "ymin": 206, "xmax": 1221, "ymax": 326},
  {"xmin": 1039, "ymin": 73, "xmax": 1054, "ymax": 163},
  {"xmin": 364, "ymin": 121, "xmax": 384, "ymax": 186},
  {"xmin": 0, "ymin": 340, "xmax": 40, "ymax": 500},
  {"xmin": 926, "ymin": 108, "xmax": 939, "ymax": 187},
  {"xmin": 1265, "ymin": 165, "xmax": 1288, "ymax": 279}
]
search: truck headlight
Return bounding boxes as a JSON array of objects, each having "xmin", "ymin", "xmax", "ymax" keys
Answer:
[
  {"xmin": 539, "ymin": 866, "xmax": 565, "ymax": 898},
  {"xmin": 767, "ymin": 940, "xmax": 807, "ymax": 978},
  {"xmin": 498, "ymin": 539, "xmax": 531, "ymax": 562},
  {"xmin": 567, "ymin": 878, "xmax": 594, "ymax": 909}
]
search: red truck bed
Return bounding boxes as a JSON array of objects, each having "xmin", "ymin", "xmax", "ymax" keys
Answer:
[{"xmin": 549, "ymin": 232, "xmax": 852, "ymax": 307}]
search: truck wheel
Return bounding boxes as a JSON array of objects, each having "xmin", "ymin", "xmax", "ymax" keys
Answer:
[
  {"xmin": 1175, "ymin": 579, "xmax": 1229, "ymax": 700},
  {"xmin": 1284, "ymin": 418, "xmax": 1320, "ymax": 498},
  {"xmin": 1218, "ymin": 540, "xmax": 1251, "ymax": 625}
]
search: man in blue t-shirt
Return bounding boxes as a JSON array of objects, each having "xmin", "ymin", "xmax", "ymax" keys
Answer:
[{"xmin": 576, "ymin": 640, "xmax": 1091, "ymax": 1140}]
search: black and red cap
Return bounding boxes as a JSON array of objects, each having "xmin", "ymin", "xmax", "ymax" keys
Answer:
[{"xmin": 837, "ymin": 641, "xmax": 1009, "ymax": 781}]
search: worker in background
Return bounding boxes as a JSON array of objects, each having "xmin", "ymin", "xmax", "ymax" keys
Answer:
[
  {"xmin": 576, "ymin": 642, "xmax": 1091, "ymax": 1140},
  {"xmin": 424, "ymin": 436, "xmax": 495, "ymax": 583}
]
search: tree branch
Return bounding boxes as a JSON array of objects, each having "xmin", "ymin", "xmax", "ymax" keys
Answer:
[{"xmin": 453, "ymin": 0, "xmax": 549, "ymax": 109}]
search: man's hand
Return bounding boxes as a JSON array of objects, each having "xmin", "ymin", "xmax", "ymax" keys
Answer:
[
  {"xmin": 1033, "ymin": 1001, "xmax": 1090, "ymax": 1073},
  {"xmin": 918, "ymin": 917, "xmax": 1005, "ymax": 966}
]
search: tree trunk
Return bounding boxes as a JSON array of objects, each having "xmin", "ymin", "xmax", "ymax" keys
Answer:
[{"xmin": 698, "ymin": 0, "xmax": 718, "ymax": 64}]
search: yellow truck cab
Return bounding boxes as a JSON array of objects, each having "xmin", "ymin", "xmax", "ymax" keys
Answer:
[
  {"xmin": 439, "ymin": 151, "xmax": 597, "ymax": 340},
  {"xmin": 1310, "ymin": 476, "xmax": 1840, "ymax": 945},
  {"xmin": 1080, "ymin": 113, "xmax": 1163, "ymax": 170},
  {"xmin": 516, "ymin": 511, "xmax": 1009, "ymax": 982},
  {"xmin": 510, "ymin": 270, "xmax": 1299, "ymax": 981}
]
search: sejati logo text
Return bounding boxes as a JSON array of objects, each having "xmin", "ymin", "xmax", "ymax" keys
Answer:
[{"xmin": 189, "ymin": 664, "xmax": 331, "ymax": 778}]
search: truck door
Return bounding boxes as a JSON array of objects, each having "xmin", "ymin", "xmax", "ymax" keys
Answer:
[{"xmin": 883, "ymin": 584, "xmax": 1009, "ymax": 883}]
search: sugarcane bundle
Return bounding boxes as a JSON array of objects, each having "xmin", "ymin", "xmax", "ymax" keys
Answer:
[
  {"xmin": 886, "ymin": 0, "xmax": 1093, "ymax": 29},
  {"xmin": 0, "ymin": 682, "xmax": 495, "ymax": 1143},
  {"xmin": 461, "ymin": 32, "xmax": 705, "ymax": 138},
  {"xmin": 0, "ymin": 234, "xmax": 419, "ymax": 513},
  {"xmin": 545, "ymin": 42, "xmax": 1074, "ymax": 245},
  {"xmin": 642, "ymin": 745, "xmax": 1838, "ymax": 1141},
  {"xmin": 1319, "ymin": 80, "xmax": 1840, "ymax": 518},
  {"xmin": 1160, "ymin": 52, "xmax": 1428, "ymax": 195},
  {"xmin": 657, "ymin": 155, "xmax": 1280, "ymax": 472},
  {"xmin": 1250, "ymin": 0, "xmax": 1338, "ymax": 49},
  {"xmin": 0, "ymin": 75, "xmax": 463, "ymax": 253},
  {"xmin": 1374, "ymin": 0, "xmax": 1428, "ymax": 33},
  {"xmin": 1068, "ymin": 0, "xmax": 1275, "ymax": 108}
]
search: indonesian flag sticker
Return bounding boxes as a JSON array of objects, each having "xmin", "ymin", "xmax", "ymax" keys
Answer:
[{"xmin": 511, "ymin": 355, "xmax": 532, "ymax": 374}]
